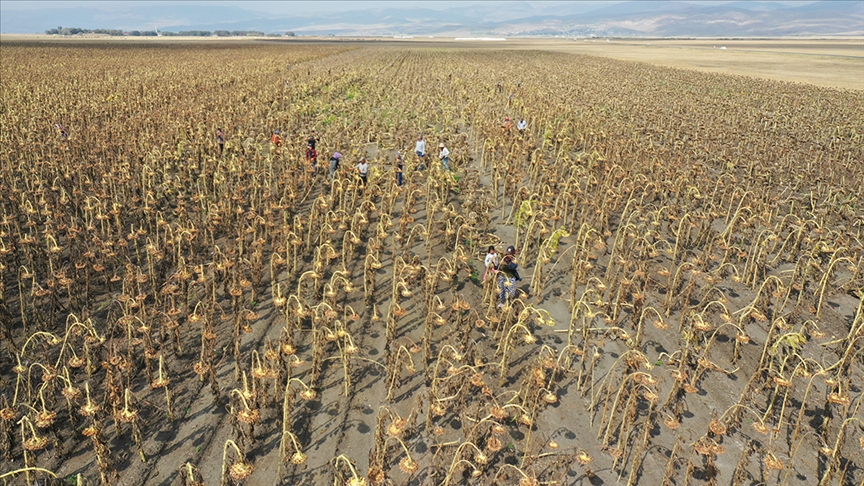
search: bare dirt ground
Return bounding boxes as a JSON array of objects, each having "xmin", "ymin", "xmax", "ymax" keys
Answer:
[{"xmin": 531, "ymin": 38, "xmax": 864, "ymax": 91}]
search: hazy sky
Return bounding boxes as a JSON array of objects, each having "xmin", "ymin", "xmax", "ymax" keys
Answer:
[
  {"xmin": 2, "ymin": 1, "xmax": 493, "ymax": 14},
  {"xmin": 0, "ymin": 1, "xmax": 820, "ymax": 14},
  {"xmin": 0, "ymin": 1, "xmax": 830, "ymax": 35}
]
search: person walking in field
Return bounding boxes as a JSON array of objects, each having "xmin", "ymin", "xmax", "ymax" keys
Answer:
[
  {"xmin": 414, "ymin": 135, "xmax": 426, "ymax": 170},
  {"xmin": 329, "ymin": 152, "xmax": 342, "ymax": 181},
  {"xmin": 395, "ymin": 152, "xmax": 404, "ymax": 187},
  {"xmin": 306, "ymin": 143, "xmax": 318, "ymax": 175},
  {"xmin": 216, "ymin": 127, "xmax": 225, "ymax": 155},
  {"xmin": 356, "ymin": 157, "xmax": 369, "ymax": 186},
  {"xmin": 517, "ymin": 118, "xmax": 527, "ymax": 134},
  {"xmin": 55, "ymin": 123, "xmax": 68, "ymax": 139},
  {"xmin": 438, "ymin": 143, "xmax": 451, "ymax": 171},
  {"xmin": 271, "ymin": 130, "xmax": 282, "ymax": 148},
  {"xmin": 502, "ymin": 117, "xmax": 513, "ymax": 133},
  {"xmin": 482, "ymin": 246, "xmax": 499, "ymax": 283},
  {"xmin": 497, "ymin": 245, "xmax": 522, "ymax": 307},
  {"xmin": 307, "ymin": 130, "xmax": 317, "ymax": 150}
]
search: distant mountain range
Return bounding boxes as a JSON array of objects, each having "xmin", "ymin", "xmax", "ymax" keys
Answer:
[{"xmin": 2, "ymin": 1, "xmax": 862, "ymax": 37}]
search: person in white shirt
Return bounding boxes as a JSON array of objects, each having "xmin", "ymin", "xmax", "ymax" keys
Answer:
[
  {"xmin": 483, "ymin": 246, "xmax": 499, "ymax": 283},
  {"xmin": 517, "ymin": 118, "xmax": 528, "ymax": 132},
  {"xmin": 356, "ymin": 157, "xmax": 369, "ymax": 186},
  {"xmin": 439, "ymin": 143, "xmax": 450, "ymax": 171},
  {"xmin": 414, "ymin": 135, "xmax": 426, "ymax": 170}
]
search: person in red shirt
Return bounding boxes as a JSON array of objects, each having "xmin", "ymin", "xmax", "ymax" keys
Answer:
[
  {"xmin": 271, "ymin": 130, "xmax": 282, "ymax": 148},
  {"xmin": 306, "ymin": 143, "xmax": 318, "ymax": 174}
]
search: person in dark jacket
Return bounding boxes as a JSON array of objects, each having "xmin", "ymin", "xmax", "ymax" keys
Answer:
[
  {"xmin": 395, "ymin": 152, "xmax": 404, "ymax": 186},
  {"xmin": 329, "ymin": 152, "xmax": 342, "ymax": 181},
  {"xmin": 497, "ymin": 245, "xmax": 522, "ymax": 307}
]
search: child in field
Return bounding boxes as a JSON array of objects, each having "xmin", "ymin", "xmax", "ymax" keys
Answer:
[{"xmin": 482, "ymin": 246, "xmax": 499, "ymax": 283}]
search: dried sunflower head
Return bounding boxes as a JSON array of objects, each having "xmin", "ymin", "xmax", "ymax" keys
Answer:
[
  {"xmin": 664, "ymin": 416, "xmax": 680, "ymax": 430},
  {"xmin": 151, "ymin": 377, "xmax": 170, "ymax": 389},
  {"xmin": 399, "ymin": 457, "xmax": 419, "ymax": 474},
  {"xmin": 23, "ymin": 435, "xmax": 49, "ymax": 451},
  {"xmin": 117, "ymin": 408, "xmax": 138, "ymax": 423},
  {"xmin": 228, "ymin": 461, "xmax": 254, "ymax": 481},
  {"xmin": 490, "ymin": 406, "xmax": 508, "ymax": 420},
  {"xmin": 577, "ymin": 450, "xmax": 593, "ymax": 465},
  {"xmin": 35, "ymin": 410, "xmax": 57, "ymax": 428},
  {"xmin": 79, "ymin": 402, "xmax": 101, "ymax": 417},
  {"xmin": 193, "ymin": 361, "xmax": 210, "ymax": 376},
  {"xmin": 291, "ymin": 452, "xmax": 307, "ymax": 465},
  {"xmin": 753, "ymin": 422, "xmax": 770, "ymax": 435},
  {"xmin": 430, "ymin": 402, "xmax": 447, "ymax": 416},
  {"xmin": 827, "ymin": 393, "xmax": 850, "ymax": 406},
  {"xmin": 367, "ymin": 466, "xmax": 385, "ymax": 485},
  {"xmin": 387, "ymin": 417, "xmax": 408, "ymax": 436},
  {"xmin": 470, "ymin": 373, "xmax": 485, "ymax": 387},
  {"xmin": 237, "ymin": 408, "xmax": 260, "ymax": 424},
  {"xmin": 0, "ymin": 407, "xmax": 18, "ymax": 421},
  {"xmin": 764, "ymin": 453, "xmax": 785, "ymax": 471},
  {"xmin": 709, "ymin": 419, "xmax": 727, "ymax": 436}
]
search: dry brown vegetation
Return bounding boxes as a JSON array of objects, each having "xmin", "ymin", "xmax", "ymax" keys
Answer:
[{"xmin": 0, "ymin": 42, "xmax": 862, "ymax": 486}]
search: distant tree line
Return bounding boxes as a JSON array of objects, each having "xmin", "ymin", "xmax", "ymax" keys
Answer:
[
  {"xmin": 45, "ymin": 26, "xmax": 292, "ymax": 37},
  {"xmin": 45, "ymin": 27, "xmax": 125, "ymax": 36}
]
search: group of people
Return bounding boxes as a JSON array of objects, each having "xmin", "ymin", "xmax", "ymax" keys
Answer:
[
  {"xmin": 212, "ymin": 126, "xmax": 523, "ymax": 307},
  {"xmin": 502, "ymin": 117, "xmax": 528, "ymax": 134},
  {"xmin": 241, "ymin": 129, "xmax": 453, "ymax": 186},
  {"xmin": 413, "ymin": 135, "xmax": 450, "ymax": 172}
]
